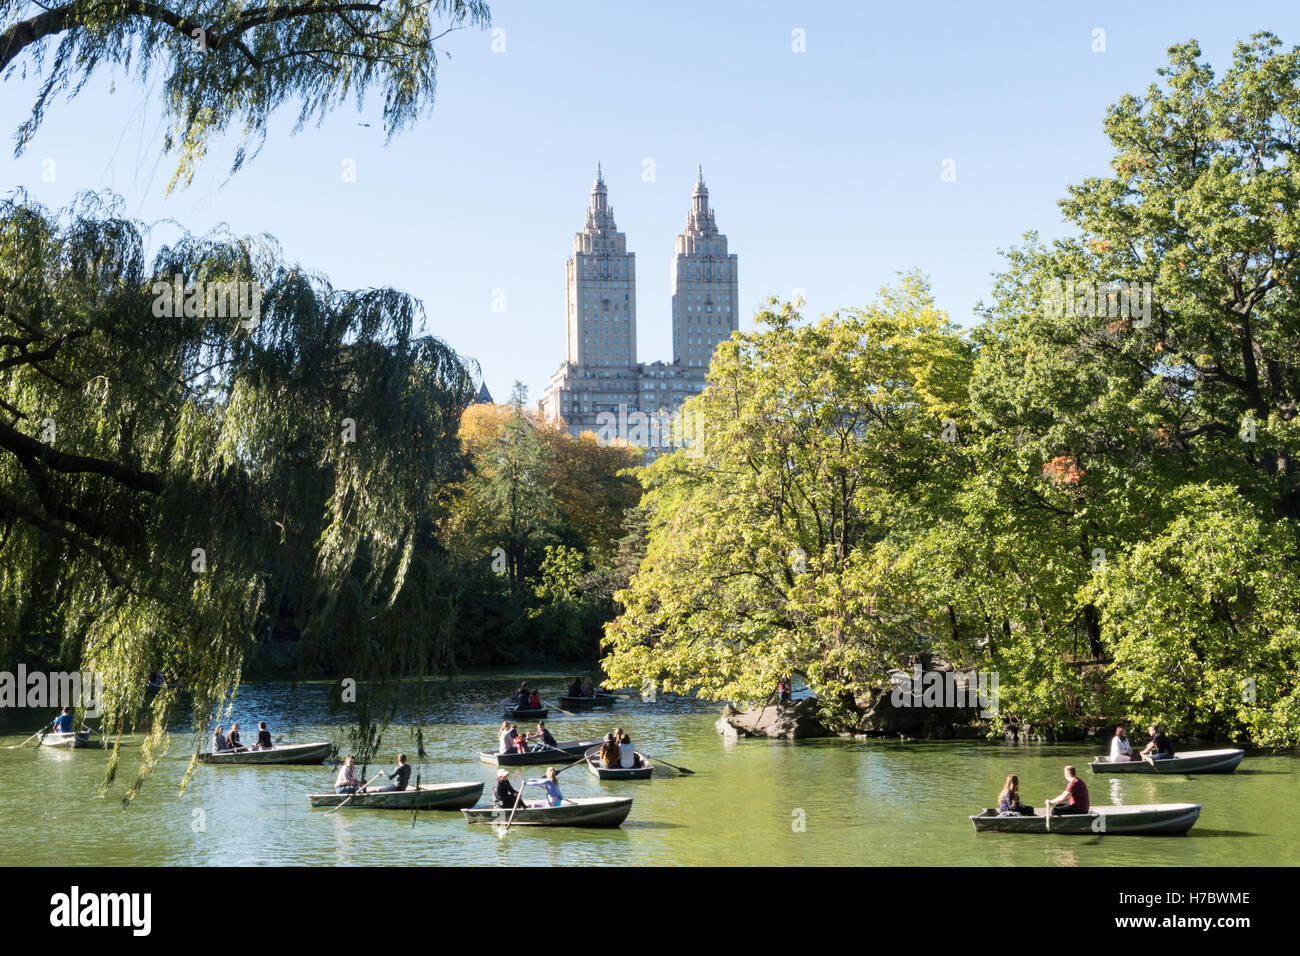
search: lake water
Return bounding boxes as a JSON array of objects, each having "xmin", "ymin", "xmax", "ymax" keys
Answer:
[{"xmin": 2, "ymin": 670, "xmax": 1295, "ymax": 866}]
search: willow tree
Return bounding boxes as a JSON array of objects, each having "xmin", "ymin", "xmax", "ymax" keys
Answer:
[
  {"xmin": 602, "ymin": 275, "xmax": 973, "ymax": 724},
  {"xmin": 0, "ymin": 192, "xmax": 477, "ymax": 794},
  {"xmin": 1, "ymin": 0, "xmax": 491, "ymax": 189}
]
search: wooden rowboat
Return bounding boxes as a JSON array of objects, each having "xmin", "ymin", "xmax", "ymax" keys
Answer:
[
  {"xmin": 970, "ymin": 803, "xmax": 1202, "ymax": 835},
  {"xmin": 462, "ymin": 796, "xmax": 633, "ymax": 828},
  {"xmin": 199, "ymin": 741, "xmax": 332, "ymax": 765},
  {"xmin": 584, "ymin": 745, "xmax": 653, "ymax": 780},
  {"xmin": 502, "ymin": 701, "xmax": 548, "ymax": 720},
  {"xmin": 558, "ymin": 694, "xmax": 617, "ymax": 710},
  {"xmin": 478, "ymin": 739, "xmax": 603, "ymax": 767},
  {"xmin": 308, "ymin": 781, "xmax": 482, "ymax": 810},
  {"xmin": 40, "ymin": 731, "xmax": 100, "ymax": 749},
  {"xmin": 1089, "ymin": 748, "xmax": 1245, "ymax": 775}
]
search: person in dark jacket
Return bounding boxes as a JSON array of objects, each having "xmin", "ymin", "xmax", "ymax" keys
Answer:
[
  {"xmin": 530, "ymin": 721, "xmax": 558, "ymax": 752},
  {"xmin": 1139, "ymin": 724, "xmax": 1176, "ymax": 760},
  {"xmin": 376, "ymin": 753, "xmax": 412, "ymax": 792},
  {"xmin": 493, "ymin": 769, "xmax": 520, "ymax": 808},
  {"xmin": 255, "ymin": 721, "xmax": 273, "ymax": 750}
]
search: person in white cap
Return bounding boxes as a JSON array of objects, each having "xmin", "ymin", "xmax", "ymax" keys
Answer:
[{"xmin": 493, "ymin": 768, "xmax": 520, "ymax": 808}]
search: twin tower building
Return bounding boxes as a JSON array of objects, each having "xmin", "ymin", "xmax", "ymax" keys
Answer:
[{"xmin": 538, "ymin": 165, "xmax": 739, "ymax": 439}]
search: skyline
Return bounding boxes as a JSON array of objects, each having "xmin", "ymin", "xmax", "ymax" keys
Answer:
[{"xmin": 3, "ymin": 2, "xmax": 1299, "ymax": 404}]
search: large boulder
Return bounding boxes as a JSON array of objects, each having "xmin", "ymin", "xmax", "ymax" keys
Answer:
[{"xmin": 718, "ymin": 698, "xmax": 829, "ymax": 739}]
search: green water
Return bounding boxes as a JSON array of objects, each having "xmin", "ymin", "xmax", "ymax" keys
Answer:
[{"xmin": 1, "ymin": 672, "xmax": 1295, "ymax": 866}]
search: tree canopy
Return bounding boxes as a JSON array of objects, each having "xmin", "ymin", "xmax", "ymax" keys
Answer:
[{"xmin": 1, "ymin": 0, "xmax": 491, "ymax": 189}]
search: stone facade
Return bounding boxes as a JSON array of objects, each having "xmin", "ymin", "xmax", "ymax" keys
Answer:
[{"xmin": 539, "ymin": 166, "xmax": 738, "ymax": 448}]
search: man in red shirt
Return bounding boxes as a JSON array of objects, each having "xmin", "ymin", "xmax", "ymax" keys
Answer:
[{"xmin": 1047, "ymin": 765, "xmax": 1090, "ymax": 815}]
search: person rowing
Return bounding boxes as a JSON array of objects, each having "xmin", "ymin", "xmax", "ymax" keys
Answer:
[
  {"xmin": 529, "ymin": 721, "xmax": 558, "ymax": 752},
  {"xmin": 512, "ymin": 683, "xmax": 532, "ymax": 710},
  {"xmin": 1046, "ymin": 765, "xmax": 1090, "ymax": 815},
  {"xmin": 335, "ymin": 754, "xmax": 365, "ymax": 795},
  {"xmin": 524, "ymin": 767, "xmax": 565, "ymax": 808},
  {"xmin": 374, "ymin": 753, "xmax": 412, "ymax": 792},
  {"xmin": 1109, "ymin": 725, "xmax": 1133, "ymax": 762},
  {"xmin": 1139, "ymin": 724, "xmax": 1175, "ymax": 760},
  {"xmin": 996, "ymin": 773, "xmax": 1033, "ymax": 816},
  {"xmin": 255, "ymin": 721, "xmax": 273, "ymax": 750},
  {"xmin": 52, "ymin": 707, "xmax": 75, "ymax": 734},
  {"xmin": 493, "ymin": 768, "xmax": 520, "ymax": 808}
]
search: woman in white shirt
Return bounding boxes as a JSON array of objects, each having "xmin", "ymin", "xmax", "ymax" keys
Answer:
[
  {"xmin": 1109, "ymin": 725, "xmax": 1133, "ymax": 762},
  {"xmin": 615, "ymin": 728, "xmax": 636, "ymax": 769}
]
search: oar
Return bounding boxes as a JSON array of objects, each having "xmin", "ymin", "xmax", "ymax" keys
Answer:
[
  {"xmin": 644, "ymin": 752, "xmax": 694, "ymax": 775},
  {"xmin": 503, "ymin": 756, "xmax": 589, "ymax": 830},
  {"xmin": 326, "ymin": 770, "xmax": 385, "ymax": 814},
  {"xmin": 7, "ymin": 725, "xmax": 48, "ymax": 749},
  {"xmin": 1045, "ymin": 801, "xmax": 1052, "ymax": 832}
]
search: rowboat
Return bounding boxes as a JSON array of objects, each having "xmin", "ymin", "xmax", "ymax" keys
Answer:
[
  {"xmin": 559, "ymin": 694, "xmax": 617, "ymax": 710},
  {"xmin": 502, "ymin": 701, "xmax": 548, "ymax": 720},
  {"xmin": 584, "ymin": 745, "xmax": 653, "ymax": 780},
  {"xmin": 199, "ymin": 741, "xmax": 333, "ymax": 765},
  {"xmin": 1089, "ymin": 748, "xmax": 1245, "ymax": 775},
  {"xmin": 478, "ymin": 739, "xmax": 603, "ymax": 767},
  {"xmin": 462, "ymin": 796, "xmax": 634, "ymax": 828},
  {"xmin": 308, "ymin": 781, "xmax": 482, "ymax": 810},
  {"xmin": 970, "ymin": 803, "xmax": 1202, "ymax": 835},
  {"xmin": 40, "ymin": 731, "xmax": 99, "ymax": 749}
]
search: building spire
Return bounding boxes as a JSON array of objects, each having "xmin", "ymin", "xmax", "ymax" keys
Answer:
[
  {"xmin": 697, "ymin": 164, "xmax": 704, "ymax": 187},
  {"xmin": 596, "ymin": 162, "xmax": 604, "ymax": 187}
]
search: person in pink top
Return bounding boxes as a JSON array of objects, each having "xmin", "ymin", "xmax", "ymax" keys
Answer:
[{"xmin": 1046, "ymin": 765, "xmax": 1090, "ymax": 815}]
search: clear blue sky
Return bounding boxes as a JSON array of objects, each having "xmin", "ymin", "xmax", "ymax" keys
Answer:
[{"xmin": 3, "ymin": 1, "xmax": 1299, "ymax": 403}]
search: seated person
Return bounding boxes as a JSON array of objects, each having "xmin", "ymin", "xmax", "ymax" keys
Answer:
[
  {"xmin": 531, "ymin": 721, "xmax": 558, "ymax": 751},
  {"xmin": 567, "ymin": 677, "xmax": 583, "ymax": 697},
  {"xmin": 996, "ymin": 773, "xmax": 1033, "ymax": 815},
  {"xmin": 376, "ymin": 753, "xmax": 412, "ymax": 792},
  {"xmin": 513, "ymin": 732, "xmax": 530, "ymax": 754},
  {"xmin": 615, "ymin": 728, "xmax": 636, "ymax": 769},
  {"xmin": 53, "ymin": 707, "xmax": 75, "ymax": 734},
  {"xmin": 212, "ymin": 725, "xmax": 229, "ymax": 753},
  {"xmin": 256, "ymin": 721, "xmax": 273, "ymax": 750},
  {"xmin": 1109, "ymin": 725, "xmax": 1133, "ymax": 762},
  {"xmin": 335, "ymin": 754, "xmax": 363, "ymax": 794},
  {"xmin": 497, "ymin": 721, "xmax": 517, "ymax": 754},
  {"xmin": 1046, "ymin": 765, "xmax": 1090, "ymax": 815},
  {"xmin": 493, "ymin": 769, "xmax": 520, "ymax": 809},
  {"xmin": 598, "ymin": 733, "xmax": 620, "ymax": 768},
  {"xmin": 1139, "ymin": 724, "xmax": 1175, "ymax": 759},
  {"xmin": 525, "ymin": 767, "xmax": 564, "ymax": 808},
  {"xmin": 226, "ymin": 723, "xmax": 248, "ymax": 752}
]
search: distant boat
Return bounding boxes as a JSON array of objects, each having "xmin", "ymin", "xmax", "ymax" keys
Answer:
[
  {"xmin": 1089, "ymin": 749, "xmax": 1245, "ymax": 775},
  {"xmin": 200, "ymin": 742, "xmax": 332, "ymax": 765},
  {"xmin": 308, "ymin": 781, "xmax": 482, "ymax": 810},
  {"xmin": 478, "ymin": 739, "xmax": 602, "ymax": 767},
  {"xmin": 462, "ymin": 796, "xmax": 634, "ymax": 828},
  {"xmin": 40, "ymin": 731, "xmax": 99, "ymax": 749},
  {"xmin": 559, "ymin": 694, "xmax": 617, "ymax": 710},
  {"xmin": 970, "ymin": 803, "xmax": 1202, "ymax": 835},
  {"xmin": 584, "ymin": 745, "xmax": 653, "ymax": 780},
  {"xmin": 502, "ymin": 701, "xmax": 548, "ymax": 720}
]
